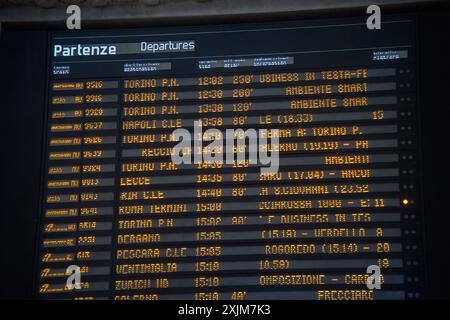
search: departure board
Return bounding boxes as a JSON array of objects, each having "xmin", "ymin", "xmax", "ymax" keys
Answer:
[{"xmin": 37, "ymin": 16, "xmax": 423, "ymax": 300}]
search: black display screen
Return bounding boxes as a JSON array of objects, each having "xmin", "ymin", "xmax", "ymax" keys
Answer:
[{"xmin": 31, "ymin": 15, "xmax": 427, "ymax": 300}]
